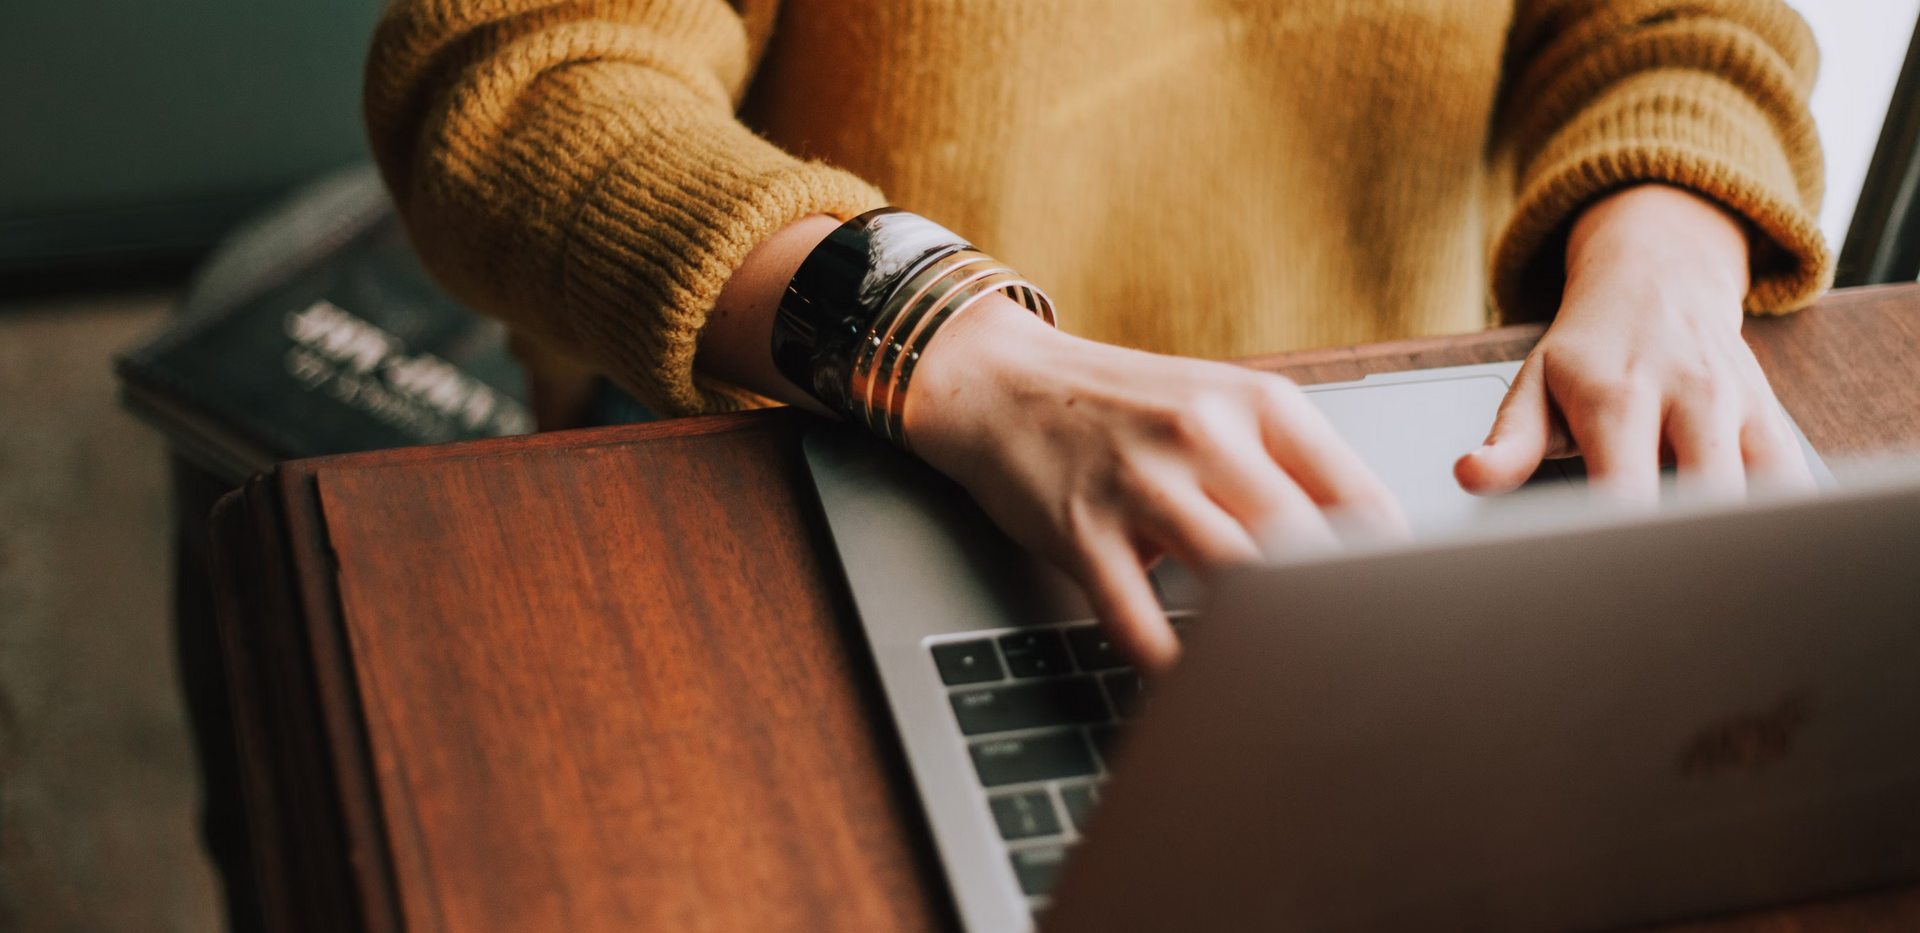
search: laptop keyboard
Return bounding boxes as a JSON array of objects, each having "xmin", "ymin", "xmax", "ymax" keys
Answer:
[{"xmin": 927, "ymin": 613, "xmax": 1191, "ymax": 911}]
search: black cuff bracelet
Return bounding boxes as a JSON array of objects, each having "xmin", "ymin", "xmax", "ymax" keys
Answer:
[{"xmin": 771, "ymin": 208, "xmax": 1054, "ymax": 448}]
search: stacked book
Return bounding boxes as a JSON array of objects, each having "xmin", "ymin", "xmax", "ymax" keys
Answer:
[{"xmin": 116, "ymin": 166, "xmax": 539, "ymax": 484}]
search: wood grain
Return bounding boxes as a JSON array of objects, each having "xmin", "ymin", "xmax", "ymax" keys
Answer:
[
  {"xmin": 311, "ymin": 425, "xmax": 951, "ymax": 933},
  {"xmin": 1241, "ymin": 322, "xmax": 1549, "ymax": 385},
  {"xmin": 1742, "ymin": 285, "xmax": 1920, "ymax": 459},
  {"xmin": 211, "ymin": 284, "xmax": 1920, "ymax": 933}
]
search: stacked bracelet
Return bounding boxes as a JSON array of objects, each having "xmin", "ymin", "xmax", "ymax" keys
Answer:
[{"xmin": 771, "ymin": 208, "xmax": 1055, "ymax": 451}]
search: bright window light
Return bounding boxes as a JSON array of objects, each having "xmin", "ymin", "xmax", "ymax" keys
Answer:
[{"xmin": 1789, "ymin": 0, "xmax": 1920, "ymax": 250}]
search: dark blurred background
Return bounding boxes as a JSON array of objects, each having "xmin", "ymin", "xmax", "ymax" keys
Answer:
[
  {"xmin": 1, "ymin": 3, "xmax": 382, "ymax": 930},
  {"xmin": 1, "ymin": 1, "xmax": 384, "ymax": 296},
  {"xmin": 0, "ymin": 1, "xmax": 1915, "ymax": 931}
]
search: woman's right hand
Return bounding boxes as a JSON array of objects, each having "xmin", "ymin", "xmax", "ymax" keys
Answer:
[
  {"xmin": 904, "ymin": 296, "xmax": 1408, "ymax": 673},
  {"xmin": 695, "ymin": 217, "xmax": 1406, "ymax": 673}
]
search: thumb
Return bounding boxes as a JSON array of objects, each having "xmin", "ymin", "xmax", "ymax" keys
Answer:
[{"xmin": 1455, "ymin": 357, "xmax": 1552, "ymax": 496}]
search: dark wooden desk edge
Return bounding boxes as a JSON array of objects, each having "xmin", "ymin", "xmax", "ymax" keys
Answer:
[
  {"xmin": 212, "ymin": 470, "xmax": 405, "ymax": 933},
  {"xmin": 209, "ymin": 285, "xmax": 1920, "ymax": 933}
]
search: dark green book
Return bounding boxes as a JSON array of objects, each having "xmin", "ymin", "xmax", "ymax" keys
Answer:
[{"xmin": 116, "ymin": 166, "xmax": 534, "ymax": 484}]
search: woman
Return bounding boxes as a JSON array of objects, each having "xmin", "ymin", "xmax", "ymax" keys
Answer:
[{"xmin": 365, "ymin": 0, "xmax": 1829, "ymax": 671}]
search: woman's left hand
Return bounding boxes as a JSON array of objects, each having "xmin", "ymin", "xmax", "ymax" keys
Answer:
[{"xmin": 1455, "ymin": 184, "xmax": 1815, "ymax": 505}]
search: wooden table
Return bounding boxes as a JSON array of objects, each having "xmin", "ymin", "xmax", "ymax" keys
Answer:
[{"xmin": 210, "ymin": 284, "xmax": 1920, "ymax": 933}]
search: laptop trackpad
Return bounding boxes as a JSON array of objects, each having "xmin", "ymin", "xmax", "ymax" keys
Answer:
[{"xmin": 1305, "ymin": 375, "xmax": 1525, "ymax": 534}]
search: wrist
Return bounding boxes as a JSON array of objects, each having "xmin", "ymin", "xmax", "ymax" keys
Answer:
[
  {"xmin": 766, "ymin": 208, "xmax": 1056, "ymax": 446},
  {"xmin": 697, "ymin": 214, "xmax": 843, "ymax": 411},
  {"xmin": 1563, "ymin": 184, "xmax": 1750, "ymax": 324},
  {"xmin": 902, "ymin": 293, "xmax": 1064, "ymax": 446}
]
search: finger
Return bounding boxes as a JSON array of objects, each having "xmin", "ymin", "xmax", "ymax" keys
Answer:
[
  {"xmin": 1129, "ymin": 473, "xmax": 1266, "ymax": 570},
  {"xmin": 1193, "ymin": 430, "xmax": 1344, "ymax": 556},
  {"xmin": 1567, "ymin": 379, "xmax": 1663, "ymax": 508},
  {"xmin": 1072, "ymin": 529, "xmax": 1179, "ymax": 674},
  {"xmin": 1252, "ymin": 381, "xmax": 1409, "ymax": 535},
  {"xmin": 1741, "ymin": 403, "xmax": 1818, "ymax": 493},
  {"xmin": 1455, "ymin": 354, "xmax": 1553, "ymax": 496},
  {"xmin": 1665, "ymin": 392, "xmax": 1747, "ymax": 502}
]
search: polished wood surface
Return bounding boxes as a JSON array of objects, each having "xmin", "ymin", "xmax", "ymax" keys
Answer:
[{"xmin": 211, "ymin": 284, "xmax": 1920, "ymax": 933}]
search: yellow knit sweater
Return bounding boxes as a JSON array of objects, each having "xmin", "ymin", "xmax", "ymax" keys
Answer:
[{"xmin": 365, "ymin": 0, "xmax": 1830, "ymax": 417}]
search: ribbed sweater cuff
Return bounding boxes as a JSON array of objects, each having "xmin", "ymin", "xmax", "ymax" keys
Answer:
[
  {"xmin": 561, "ymin": 128, "xmax": 885, "ymax": 417},
  {"xmin": 1493, "ymin": 69, "xmax": 1831, "ymax": 322}
]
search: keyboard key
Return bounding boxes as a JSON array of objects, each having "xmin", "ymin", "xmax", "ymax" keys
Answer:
[
  {"xmin": 1102, "ymin": 670, "xmax": 1145, "ymax": 718},
  {"xmin": 949, "ymin": 677, "xmax": 1110, "ymax": 736},
  {"xmin": 989, "ymin": 791, "xmax": 1062, "ymax": 840},
  {"xmin": 969, "ymin": 732, "xmax": 1098, "ymax": 786},
  {"xmin": 1011, "ymin": 845, "xmax": 1068, "ymax": 896},
  {"xmin": 1059, "ymin": 784, "xmax": 1100, "ymax": 832},
  {"xmin": 931, "ymin": 639, "xmax": 1005, "ymax": 685},
  {"xmin": 1064, "ymin": 624, "xmax": 1127, "ymax": 671},
  {"xmin": 1087, "ymin": 724, "xmax": 1122, "ymax": 768},
  {"xmin": 998, "ymin": 630, "xmax": 1072, "ymax": 678}
]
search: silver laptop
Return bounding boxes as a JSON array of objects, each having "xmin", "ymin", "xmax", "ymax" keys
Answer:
[{"xmin": 801, "ymin": 360, "xmax": 1915, "ymax": 933}]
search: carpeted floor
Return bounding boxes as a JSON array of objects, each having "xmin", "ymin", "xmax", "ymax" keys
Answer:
[{"xmin": 0, "ymin": 292, "xmax": 221, "ymax": 932}]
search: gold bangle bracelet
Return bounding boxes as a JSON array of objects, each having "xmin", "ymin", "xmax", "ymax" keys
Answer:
[
  {"xmin": 851, "ymin": 251, "xmax": 1002, "ymax": 434},
  {"xmin": 883, "ymin": 271, "xmax": 1042, "ymax": 450},
  {"xmin": 773, "ymin": 208, "xmax": 1055, "ymax": 436},
  {"xmin": 842, "ymin": 245, "xmax": 1055, "ymax": 452},
  {"xmin": 867, "ymin": 265, "xmax": 1018, "ymax": 440}
]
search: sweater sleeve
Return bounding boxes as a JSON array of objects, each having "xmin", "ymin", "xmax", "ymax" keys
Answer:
[
  {"xmin": 1491, "ymin": 0, "xmax": 1831, "ymax": 321},
  {"xmin": 364, "ymin": 0, "xmax": 886, "ymax": 416}
]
